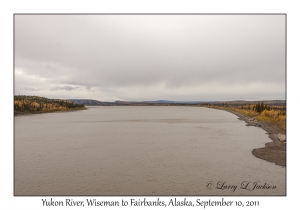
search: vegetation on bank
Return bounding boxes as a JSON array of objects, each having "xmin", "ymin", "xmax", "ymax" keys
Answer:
[
  {"xmin": 14, "ymin": 95, "xmax": 86, "ymax": 114},
  {"xmin": 211, "ymin": 102, "xmax": 286, "ymax": 132}
]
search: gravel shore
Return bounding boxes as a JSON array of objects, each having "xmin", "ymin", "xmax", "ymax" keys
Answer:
[{"xmin": 221, "ymin": 109, "xmax": 286, "ymax": 167}]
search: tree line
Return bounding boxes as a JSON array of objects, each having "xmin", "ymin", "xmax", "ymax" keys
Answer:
[
  {"xmin": 14, "ymin": 95, "xmax": 85, "ymax": 113},
  {"xmin": 253, "ymin": 102, "xmax": 271, "ymax": 113}
]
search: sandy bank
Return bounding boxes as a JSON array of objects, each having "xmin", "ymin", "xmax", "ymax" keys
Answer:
[{"xmin": 218, "ymin": 108, "xmax": 286, "ymax": 167}]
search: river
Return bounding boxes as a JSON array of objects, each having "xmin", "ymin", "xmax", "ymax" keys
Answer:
[{"xmin": 14, "ymin": 106, "xmax": 285, "ymax": 195}]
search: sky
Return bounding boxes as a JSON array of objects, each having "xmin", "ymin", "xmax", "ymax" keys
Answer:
[{"xmin": 14, "ymin": 14, "xmax": 286, "ymax": 102}]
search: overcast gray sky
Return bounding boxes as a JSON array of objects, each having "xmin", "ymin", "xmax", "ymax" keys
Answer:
[{"xmin": 15, "ymin": 15, "xmax": 285, "ymax": 101}]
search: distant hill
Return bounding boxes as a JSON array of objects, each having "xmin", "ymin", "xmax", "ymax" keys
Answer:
[
  {"xmin": 67, "ymin": 99, "xmax": 286, "ymax": 107},
  {"xmin": 143, "ymin": 100, "xmax": 205, "ymax": 104},
  {"xmin": 68, "ymin": 99, "xmax": 203, "ymax": 106},
  {"xmin": 69, "ymin": 99, "xmax": 115, "ymax": 106}
]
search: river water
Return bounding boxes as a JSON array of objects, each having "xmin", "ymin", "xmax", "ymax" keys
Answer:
[{"xmin": 14, "ymin": 106, "xmax": 285, "ymax": 195}]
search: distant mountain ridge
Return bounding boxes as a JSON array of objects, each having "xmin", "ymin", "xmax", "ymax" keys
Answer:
[
  {"xmin": 69, "ymin": 99, "xmax": 286, "ymax": 106},
  {"xmin": 69, "ymin": 99, "xmax": 115, "ymax": 106},
  {"xmin": 69, "ymin": 99, "xmax": 209, "ymax": 106},
  {"xmin": 143, "ymin": 100, "xmax": 205, "ymax": 104}
]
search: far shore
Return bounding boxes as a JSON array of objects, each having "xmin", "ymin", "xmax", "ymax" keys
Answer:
[
  {"xmin": 217, "ymin": 108, "xmax": 286, "ymax": 167},
  {"xmin": 14, "ymin": 107, "xmax": 87, "ymax": 116}
]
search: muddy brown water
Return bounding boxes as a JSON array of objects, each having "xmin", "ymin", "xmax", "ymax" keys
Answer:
[{"xmin": 14, "ymin": 106, "xmax": 285, "ymax": 195}]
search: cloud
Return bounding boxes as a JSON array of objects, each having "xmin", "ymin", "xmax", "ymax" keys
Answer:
[
  {"xmin": 14, "ymin": 15, "xmax": 286, "ymax": 101},
  {"xmin": 23, "ymin": 87, "xmax": 42, "ymax": 91},
  {"xmin": 50, "ymin": 86, "xmax": 81, "ymax": 91}
]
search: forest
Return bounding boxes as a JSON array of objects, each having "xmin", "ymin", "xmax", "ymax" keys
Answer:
[
  {"xmin": 211, "ymin": 102, "xmax": 286, "ymax": 132},
  {"xmin": 14, "ymin": 95, "xmax": 86, "ymax": 114}
]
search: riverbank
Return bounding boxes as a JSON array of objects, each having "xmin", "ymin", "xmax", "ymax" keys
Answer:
[
  {"xmin": 213, "ymin": 108, "xmax": 286, "ymax": 167},
  {"xmin": 14, "ymin": 107, "xmax": 87, "ymax": 116}
]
